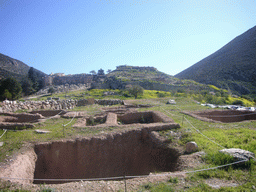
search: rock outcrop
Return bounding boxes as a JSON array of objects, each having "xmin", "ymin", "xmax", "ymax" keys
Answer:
[{"xmin": 219, "ymin": 148, "xmax": 255, "ymax": 161}]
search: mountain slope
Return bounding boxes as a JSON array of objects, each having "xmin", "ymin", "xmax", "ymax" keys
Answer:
[
  {"xmin": 175, "ymin": 26, "xmax": 256, "ymax": 95},
  {"xmin": 0, "ymin": 53, "xmax": 46, "ymax": 81}
]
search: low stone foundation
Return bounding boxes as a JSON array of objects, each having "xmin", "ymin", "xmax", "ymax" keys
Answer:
[
  {"xmin": 73, "ymin": 111, "xmax": 176, "ymax": 128},
  {"xmin": 0, "ymin": 112, "xmax": 44, "ymax": 129}
]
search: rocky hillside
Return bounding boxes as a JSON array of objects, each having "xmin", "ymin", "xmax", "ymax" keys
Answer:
[
  {"xmin": 175, "ymin": 26, "xmax": 256, "ymax": 96},
  {"xmin": 108, "ymin": 65, "xmax": 178, "ymax": 84},
  {"xmin": 0, "ymin": 53, "xmax": 46, "ymax": 81},
  {"xmin": 103, "ymin": 65, "xmax": 211, "ymax": 93}
]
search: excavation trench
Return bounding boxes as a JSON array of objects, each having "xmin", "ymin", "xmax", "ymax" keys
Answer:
[
  {"xmin": 33, "ymin": 129, "xmax": 180, "ymax": 184},
  {"xmin": 183, "ymin": 110, "xmax": 256, "ymax": 123}
]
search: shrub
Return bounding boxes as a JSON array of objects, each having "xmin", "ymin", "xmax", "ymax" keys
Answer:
[
  {"xmin": 48, "ymin": 87, "xmax": 55, "ymax": 95},
  {"xmin": 232, "ymin": 100, "xmax": 245, "ymax": 106},
  {"xmin": 128, "ymin": 85, "xmax": 144, "ymax": 99},
  {"xmin": 169, "ymin": 177, "xmax": 179, "ymax": 183},
  {"xmin": 157, "ymin": 92, "xmax": 166, "ymax": 98}
]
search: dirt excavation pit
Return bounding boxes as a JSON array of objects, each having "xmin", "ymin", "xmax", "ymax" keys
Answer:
[
  {"xmin": 0, "ymin": 110, "xmax": 181, "ymax": 187},
  {"xmin": 0, "ymin": 113, "xmax": 43, "ymax": 123},
  {"xmin": 0, "ymin": 112, "xmax": 45, "ymax": 129},
  {"xmin": 86, "ymin": 115, "xmax": 107, "ymax": 126},
  {"xmin": 184, "ymin": 110, "xmax": 256, "ymax": 123},
  {"xmin": 33, "ymin": 128, "xmax": 180, "ymax": 184},
  {"xmin": 0, "ymin": 110, "xmax": 67, "ymax": 130},
  {"xmin": 118, "ymin": 111, "xmax": 163, "ymax": 124}
]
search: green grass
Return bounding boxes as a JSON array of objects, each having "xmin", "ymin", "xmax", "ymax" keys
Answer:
[
  {"xmin": 209, "ymin": 85, "xmax": 221, "ymax": 91},
  {"xmin": 139, "ymin": 182, "xmax": 174, "ymax": 192},
  {"xmin": 69, "ymin": 104, "xmax": 103, "ymax": 115},
  {"xmin": 135, "ymin": 96, "xmax": 256, "ymax": 191},
  {"xmin": 30, "ymin": 89, "xmax": 175, "ymax": 101}
]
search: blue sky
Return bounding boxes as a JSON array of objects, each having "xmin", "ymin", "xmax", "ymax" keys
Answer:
[{"xmin": 0, "ymin": 0, "xmax": 255, "ymax": 76}]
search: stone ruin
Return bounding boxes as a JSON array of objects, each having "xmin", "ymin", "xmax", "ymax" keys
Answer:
[
  {"xmin": 0, "ymin": 110, "xmax": 66, "ymax": 130},
  {"xmin": 0, "ymin": 99, "xmax": 123, "ymax": 113},
  {"xmin": 36, "ymin": 84, "xmax": 90, "ymax": 95},
  {"xmin": 0, "ymin": 110, "xmax": 181, "ymax": 185}
]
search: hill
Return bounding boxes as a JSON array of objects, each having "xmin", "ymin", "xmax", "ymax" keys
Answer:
[
  {"xmin": 0, "ymin": 53, "xmax": 46, "ymax": 81},
  {"xmin": 103, "ymin": 65, "xmax": 212, "ymax": 94},
  {"xmin": 175, "ymin": 26, "xmax": 256, "ymax": 96},
  {"xmin": 108, "ymin": 65, "xmax": 178, "ymax": 84}
]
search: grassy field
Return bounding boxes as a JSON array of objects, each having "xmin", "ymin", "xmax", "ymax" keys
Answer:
[
  {"xmin": 1, "ymin": 90, "xmax": 256, "ymax": 191},
  {"xmin": 137, "ymin": 98, "xmax": 256, "ymax": 191}
]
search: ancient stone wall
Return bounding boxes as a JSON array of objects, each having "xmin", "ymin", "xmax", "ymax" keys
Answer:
[
  {"xmin": 115, "ymin": 65, "xmax": 157, "ymax": 72},
  {"xmin": 0, "ymin": 112, "xmax": 44, "ymax": 129},
  {"xmin": 1, "ymin": 99, "xmax": 123, "ymax": 113},
  {"xmin": 1, "ymin": 99, "xmax": 77, "ymax": 113},
  {"xmin": 52, "ymin": 74, "xmax": 93, "ymax": 85},
  {"xmin": 44, "ymin": 74, "xmax": 93, "ymax": 86},
  {"xmin": 36, "ymin": 84, "xmax": 90, "ymax": 95},
  {"xmin": 0, "ymin": 112, "xmax": 43, "ymax": 123}
]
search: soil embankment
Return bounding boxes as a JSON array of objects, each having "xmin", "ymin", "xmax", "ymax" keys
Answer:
[{"xmin": 33, "ymin": 128, "xmax": 180, "ymax": 184}]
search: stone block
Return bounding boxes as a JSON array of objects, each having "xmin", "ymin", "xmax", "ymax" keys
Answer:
[{"xmin": 186, "ymin": 141, "xmax": 198, "ymax": 153}]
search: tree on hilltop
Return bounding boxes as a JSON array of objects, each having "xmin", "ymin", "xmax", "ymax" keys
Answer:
[
  {"xmin": 90, "ymin": 70, "xmax": 96, "ymax": 75},
  {"xmin": 128, "ymin": 85, "xmax": 144, "ymax": 99},
  {"xmin": 97, "ymin": 68, "xmax": 105, "ymax": 75}
]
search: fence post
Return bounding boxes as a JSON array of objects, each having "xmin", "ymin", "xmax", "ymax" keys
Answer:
[
  {"xmin": 182, "ymin": 115, "xmax": 184, "ymax": 127},
  {"xmin": 124, "ymin": 173, "xmax": 127, "ymax": 192},
  {"xmin": 63, "ymin": 124, "xmax": 65, "ymax": 137}
]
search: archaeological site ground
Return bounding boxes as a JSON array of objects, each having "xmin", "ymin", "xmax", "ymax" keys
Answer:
[{"xmin": 0, "ymin": 95, "xmax": 256, "ymax": 191}]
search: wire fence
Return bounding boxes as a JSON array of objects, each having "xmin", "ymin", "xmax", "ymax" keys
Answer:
[
  {"xmin": 184, "ymin": 116, "xmax": 226, "ymax": 149},
  {"xmin": 0, "ymin": 129, "xmax": 7, "ymax": 139},
  {"xmin": 63, "ymin": 112, "xmax": 77, "ymax": 127},
  {"xmin": 160, "ymin": 106, "xmax": 226, "ymax": 149}
]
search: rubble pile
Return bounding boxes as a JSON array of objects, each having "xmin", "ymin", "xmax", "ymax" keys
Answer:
[
  {"xmin": 0, "ymin": 99, "xmax": 123, "ymax": 113},
  {"xmin": 0, "ymin": 99, "xmax": 77, "ymax": 112}
]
